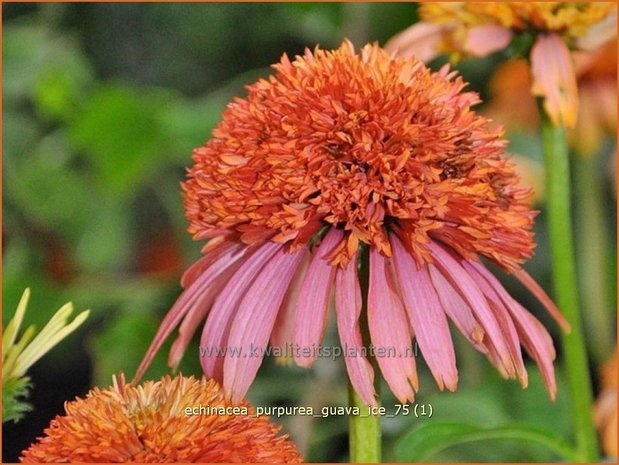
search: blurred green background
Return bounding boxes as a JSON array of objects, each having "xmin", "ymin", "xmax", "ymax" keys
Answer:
[{"xmin": 2, "ymin": 3, "xmax": 616, "ymax": 462}]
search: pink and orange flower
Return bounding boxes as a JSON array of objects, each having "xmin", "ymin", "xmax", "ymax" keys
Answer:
[
  {"xmin": 485, "ymin": 39, "xmax": 617, "ymax": 157},
  {"xmin": 386, "ymin": 2, "xmax": 616, "ymax": 129},
  {"xmin": 135, "ymin": 41, "xmax": 568, "ymax": 407}
]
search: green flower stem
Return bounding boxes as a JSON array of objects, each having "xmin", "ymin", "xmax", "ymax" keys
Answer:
[
  {"xmin": 348, "ymin": 383, "xmax": 381, "ymax": 462},
  {"xmin": 573, "ymin": 154, "xmax": 614, "ymax": 363},
  {"xmin": 349, "ymin": 248, "xmax": 381, "ymax": 462},
  {"xmin": 539, "ymin": 109, "xmax": 599, "ymax": 462}
]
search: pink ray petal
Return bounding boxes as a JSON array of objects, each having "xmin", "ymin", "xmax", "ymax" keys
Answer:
[
  {"xmin": 180, "ymin": 236, "xmax": 241, "ymax": 287},
  {"xmin": 426, "ymin": 241, "xmax": 516, "ymax": 378},
  {"xmin": 461, "ymin": 261, "xmax": 528, "ymax": 387},
  {"xmin": 335, "ymin": 254, "xmax": 377, "ymax": 407},
  {"xmin": 507, "ymin": 303, "xmax": 557, "ymax": 399},
  {"xmin": 223, "ymin": 247, "xmax": 306, "ymax": 403},
  {"xmin": 513, "ymin": 267, "xmax": 571, "ymax": 332},
  {"xmin": 464, "ymin": 25, "xmax": 513, "ymax": 57},
  {"xmin": 485, "ymin": 340, "xmax": 511, "ymax": 379},
  {"xmin": 468, "ymin": 261, "xmax": 557, "ymax": 399},
  {"xmin": 270, "ymin": 249, "xmax": 311, "ymax": 359},
  {"xmin": 200, "ymin": 241, "xmax": 281, "ymax": 383},
  {"xmin": 531, "ymin": 33, "xmax": 579, "ymax": 129},
  {"xmin": 168, "ymin": 266, "xmax": 240, "ymax": 369},
  {"xmin": 392, "ymin": 235, "xmax": 458, "ymax": 392},
  {"xmin": 368, "ymin": 248, "xmax": 418, "ymax": 403},
  {"xmin": 428, "ymin": 263, "xmax": 487, "ymax": 353},
  {"xmin": 181, "ymin": 254, "xmax": 218, "ymax": 289},
  {"xmin": 132, "ymin": 242, "xmax": 249, "ymax": 383},
  {"xmin": 293, "ymin": 228, "xmax": 343, "ymax": 367},
  {"xmin": 384, "ymin": 22, "xmax": 445, "ymax": 62}
]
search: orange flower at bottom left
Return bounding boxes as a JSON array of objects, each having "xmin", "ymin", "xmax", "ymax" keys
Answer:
[{"xmin": 20, "ymin": 374, "xmax": 302, "ymax": 463}]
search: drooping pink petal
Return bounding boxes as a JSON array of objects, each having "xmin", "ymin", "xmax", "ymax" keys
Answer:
[
  {"xmin": 468, "ymin": 261, "xmax": 558, "ymax": 399},
  {"xmin": 384, "ymin": 22, "xmax": 445, "ymax": 62},
  {"xmin": 464, "ymin": 25, "xmax": 513, "ymax": 56},
  {"xmin": 426, "ymin": 241, "xmax": 516, "ymax": 378},
  {"xmin": 460, "ymin": 261, "xmax": 528, "ymax": 387},
  {"xmin": 368, "ymin": 248, "xmax": 418, "ymax": 403},
  {"xmin": 180, "ymin": 254, "xmax": 218, "ymax": 289},
  {"xmin": 270, "ymin": 249, "xmax": 310, "ymax": 360},
  {"xmin": 428, "ymin": 263, "xmax": 487, "ymax": 353},
  {"xmin": 181, "ymin": 239, "xmax": 228, "ymax": 287},
  {"xmin": 132, "ymin": 242, "xmax": 249, "ymax": 383},
  {"xmin": 223, "ymin": 247, "xmax": 306, "ymax": 403},
  {"xmin": 200, "ymin": 241, "xmax": 281, "ymax": 383},
  {"xmin": 513, "ymin": 267, "xmax": 571, "ymax": 332},
  {"xmin": 335, "ymin": 254, "xmax": 377, "ymax": 407},
  {"xmin": 531, "ymin": 33, "xmax": 579, "ymax": 129},
  {"xmin": 168, "ymin": 268, "xmax": 240, "ymax": 369},
  {"xmin": 391, "ymin": 235, "xmax": 458, "ymax": 392},
  {"xmin": 293, "ymin": 228, "xmax": 343, "ymax": 367},
  {"xmin": 508, "ymin": 303, "xmax": 557, "ymax": 399},
  {"xmin": 430, "ymin": 261, "xmax": 515, "ymax": 381}
]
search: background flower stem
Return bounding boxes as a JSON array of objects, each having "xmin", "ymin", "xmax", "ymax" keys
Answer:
[
  {"xmin": 348, "ymin": 248, "xmax": 381, "ymax": 462},
  {"xmin": 573, "ymin": 154, "xmax": 615, "ymax": 364},
  {"xmin": 539, "ymin": 107, "xmax": 599, "ymax": 462}
]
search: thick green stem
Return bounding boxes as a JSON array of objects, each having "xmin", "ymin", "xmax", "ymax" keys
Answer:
[
  {"xmin": 348, "ymin": 383, "xmax": 381, "ymax": 462},
  {"xmin": 539, "ymin": 110, "xmax": 599, "ymax": 462},
  {"xmin": 349, "ymin": 248, "xmax": 381, "ymax": 462},
  {"xmin": 573, "ymin": 154, "xmax": 615, "ymax": 363}
]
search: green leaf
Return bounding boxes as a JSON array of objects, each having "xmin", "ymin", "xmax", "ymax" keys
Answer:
[
  {"xmin": 3, "ymin": 21, "xmax": 93, "ymax": 108},
  {"xmin": 2, "ymin": 23, "xmax": 53, "ymax": 102},
  {"xmin": 6, "ymin": 131, "xmax": 93, "ymax": 240},
  {"xmin": 2, "ymin": 110, "xmax": 42, "ymax": 157},
  {"xmin": 158, "ymin": 67, "xmax": 272, "ymax": 163},
  {"xmin": 69, "ymin": 84, "xmax": 174, "ymax": 195},
  {"xmin": 73, "ymin": 196, "xmax": 130, "ymax": 272},
  {"xmin": 394, "ymin": 421, "xmax": 577, "ymax": 462},
  {"xmin": 2, "ymin": 376, "xmax": 32, "ymax": 423},
  {"xmin": 33, "ymin": 59, "xmax": 93, "ymax": 122}
]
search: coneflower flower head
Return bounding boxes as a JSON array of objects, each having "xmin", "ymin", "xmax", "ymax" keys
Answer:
[
  {"xmin": 136, "ymin": 41, "xmax": 569, "ymax": 407},
  {"xmin": 386, "ymin": 2, "xmax": 616, "ymax": 128},
  {"xmin": 419, "ymin": 2, "xmax": 616, "ymax": 44},
  {"xmin": 21, "ymin": 375, "xmax": 302, "ymax": 463}
]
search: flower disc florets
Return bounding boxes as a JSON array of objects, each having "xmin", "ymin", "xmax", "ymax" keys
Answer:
[
  {"xmin": 184, "ymin": 41, "xmax": 534, "ymax": 269},
  {"xmin": 421, "ymin": 2, "xmax": 616, "ymax": 41},
  {"xmin": 21, "ymin": 375, "xmax": 301, "ymax": 463}
]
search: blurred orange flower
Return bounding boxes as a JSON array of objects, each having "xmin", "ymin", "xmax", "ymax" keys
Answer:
[
  {"xmin": 386, "ymin": 2, "xmax": 616, "ymax": 128},
  {"xmin": 20, "ymin": 374, "xmax": 302, "ymax": 463},
  {"xmin": 594, "ymin": 349, "xmax": 617, "ymax": 458},
  {"xmin": 485, "ymin": 39, "xmax": 617, "ymax": 157}
]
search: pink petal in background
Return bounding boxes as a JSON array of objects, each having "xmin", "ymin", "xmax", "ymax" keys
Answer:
[
  {"xmin": 384, "ymin": 22, "xmax": 445, "ymax": 62},
  {"xmin": 464, "ymin": 25, "xmax": 513, "ymax": 56},
  {"xmin": 531, "ymin": 33, "xmax": 579, "ymax": 128}
]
